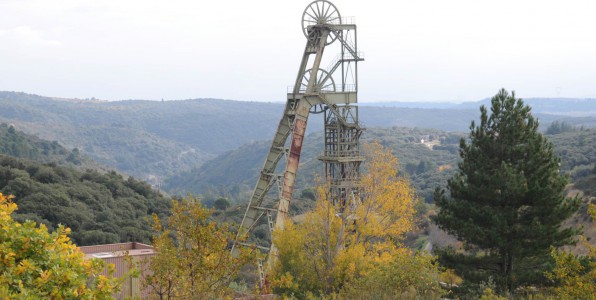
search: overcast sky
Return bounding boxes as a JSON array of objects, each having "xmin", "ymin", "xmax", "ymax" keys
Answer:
[{"xmin": 1, "ymin": 0, "xmax": 595, "ymax": 102}]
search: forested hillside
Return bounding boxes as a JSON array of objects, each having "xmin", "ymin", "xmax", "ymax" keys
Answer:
[
  {"xmin": 165, "ymin": 127, "xmax": 464, "ymax": 205},
  {"xmin": 457, "ymin": 97, "xmax": 596, "ymax": 117},
  {"xmin": 0, "ymin": 123, "xmax": 176, "ymax": 246},
  {"xmin": 167, "ymin": 127, "xmax": 596, "ymax": 207},
  {"xmin": 0, "ymin": 92, "xmax": 281, "ymax": 181},
  {"xmin": 0, "ymin": 155, "xmax": 171, "ymax": 246},
  {"xmin": 2, "ymin": 91, "xmax": 594, "ymax": 184},
  {"xmin": 548, "ymin": 128, "xmax": 596, "ymax": 180}
]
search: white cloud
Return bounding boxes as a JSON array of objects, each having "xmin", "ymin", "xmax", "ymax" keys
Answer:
[{"xmin": 0, "ymin": 26, "xmax": 62, "ymax": 47}]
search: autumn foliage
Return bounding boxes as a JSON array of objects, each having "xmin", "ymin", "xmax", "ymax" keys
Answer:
[
  {"xmin": 270, "ymin": 142, "xmax": 440, "ymax": 298},
  {"xmin": 0, "ymin": 192, "xmax": 119, "ymax": 298},
  {"xmin": 139, "ymin": 197, "xmax": 256, "ymax": 299},
  {"xmin": 547, "ymin": 204, "xmax": 596, "ymax": 299}
]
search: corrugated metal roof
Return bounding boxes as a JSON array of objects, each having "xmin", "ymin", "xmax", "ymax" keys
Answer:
[{"xmin": 79, "ymin": 242, "xmax": 153, "ymax": 254}]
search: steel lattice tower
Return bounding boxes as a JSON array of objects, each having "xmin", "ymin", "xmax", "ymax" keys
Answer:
[{"xmin": 232, "ymin": 0, "xmax": 364, "ymax": 283}]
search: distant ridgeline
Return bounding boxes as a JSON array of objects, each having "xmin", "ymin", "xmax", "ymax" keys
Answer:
[
  {"xmin": 0, "ymin": 91, "xmax": 280, "ymax": 182},
  {"xmin": 1, "ymin": 91, "xmax": 595, "ymax": 185},
  {"xmin": 0, "ymin": 123, "xmax": 171, "ymax": 246},
  {"xmin": 363, "ymin": 98, "xmax": 596, "ymax": 117}
]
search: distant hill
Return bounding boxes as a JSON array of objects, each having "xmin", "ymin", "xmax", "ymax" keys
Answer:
[
  {"xmin": 1, "ymin": 91, "xmax": 594, "ymax": 183},
  {"xmin": 364, "ymin": 98, "xmax": 596, "ymax": 117},
  {"xmin": 0, "ymin": 92, "xmax": 280, "ymax": 181},
  {"xmin": 457, "ymin": 98, "xmax": 596, "ymax": 117}
]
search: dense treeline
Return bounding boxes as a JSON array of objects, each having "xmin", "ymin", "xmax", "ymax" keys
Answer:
[
  {"xmin": 546, "ymin": 120, "xmax": 581, "ymax": 135},
  {"xmin": 0, "ymin": 155, "xmax": 170, "ymax": 246},
  {"xmin": 0, "ymin": 123, "xmax": 220, "ymax": 248}
]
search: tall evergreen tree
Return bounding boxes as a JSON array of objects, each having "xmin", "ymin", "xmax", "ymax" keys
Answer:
[{"xmin": 434, "ymin": 89, "xmax": 580, "ymax": 292}]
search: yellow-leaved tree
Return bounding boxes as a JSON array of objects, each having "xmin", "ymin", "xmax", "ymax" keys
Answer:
[
  {"xmin": 546, "ymin": 204, "xmax": 596, "ymax": 299},
  {"xmin": 0, "ymin": 193, "xmax": 120, "ymax": 299},
  {"xmin": 140, "ymin": 196, "xmax": 256, "ymax": 299},
  {"xmin": 270, "ymin": 142, "xmax": 440, "ymax": 298}
]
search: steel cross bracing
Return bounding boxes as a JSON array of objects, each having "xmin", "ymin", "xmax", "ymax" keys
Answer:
[{"xmin": 232, "ymin": 0, "xmax": 364, "ymax": 268}]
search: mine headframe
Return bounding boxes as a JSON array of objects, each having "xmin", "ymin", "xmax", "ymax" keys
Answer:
[{"xmin": 232, "ymin": 0, "xmax": 364, "ymax": 287}]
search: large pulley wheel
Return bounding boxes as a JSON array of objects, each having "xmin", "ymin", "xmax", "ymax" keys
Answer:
[
  {"xmin": 302, "ymin": 0, "xmax": 341, "ymax": 45},
  {"xmin": 300, "ymin": 68, "xmax": 336, "ymax": 93},
  {"xmin": 309, "ymin": 103, "xmax": 327, "ymax": 114}
]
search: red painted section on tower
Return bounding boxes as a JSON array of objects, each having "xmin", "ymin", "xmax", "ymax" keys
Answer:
[{"xmin": 282, "ymin": 118, "xmax": 307, "ymax": 199}]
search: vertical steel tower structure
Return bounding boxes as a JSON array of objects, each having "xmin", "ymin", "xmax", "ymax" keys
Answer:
[{"xmin": 233, "ymin": 0, "xmax": 363, "ymax": 267}]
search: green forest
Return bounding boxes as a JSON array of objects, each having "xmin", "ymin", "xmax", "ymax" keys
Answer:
[
  {"xmin": 0, "ymin": 123, "xmax": 171, "ymax": 246},
  {"xmin": 0, "ymin": 154, "xmax": 170, "ymax": 245}
]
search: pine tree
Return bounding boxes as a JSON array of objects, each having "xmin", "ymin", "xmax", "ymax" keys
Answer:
[{"xmin": 434, "ymin": 89, "xmax": 580, "ymax": 292}]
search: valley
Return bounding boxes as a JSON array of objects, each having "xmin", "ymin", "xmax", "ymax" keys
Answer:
[{"xmin": 1, "ymin": 91, "xmax": 594, "ymax": 251}]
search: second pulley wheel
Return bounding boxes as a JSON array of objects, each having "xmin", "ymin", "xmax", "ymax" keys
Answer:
[{"xmin": 300, "ymin": 68, "xmax": 336, "ymax": 93}]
